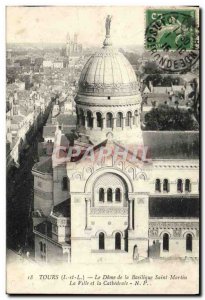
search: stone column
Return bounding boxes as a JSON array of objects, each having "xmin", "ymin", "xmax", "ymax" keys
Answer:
[
  {"xmin": 133, "ymin": 113, "xmax": 138, "ymax": 126},
  {"xmin": 93, "ymin": 117, "xmax": 97, "ymax": 129},
  {"xmin": 130, "ymin": 117, "xmax": 133, "ymax": 129},
  {"xmin": 85, "ymin": 117, "xmax": 88, "ymax": 129},
  {"xmin": 112, "ymin": 190, "xmax": 115, "ymax": 202},
  {"xmin": 122, "ymin": 117, "xmax": 125, "ymax": 130},
  {"xmin": 101, "ymin": 118, "xmax": 105, "ymax": 130},
  {"xmin": 128, "ymin": 199, "xmax": 134, "ymax": 230},
  {"xmin": 112, "ymin": 117, "xmax": 116, "ymax": 130},
  {"xmin": 82, "ymin": 114, "xmax": 86, "ymax": 127},
  {"xmin": 85, "ymin": 198, "xmax": 91, "ymax": 230}
]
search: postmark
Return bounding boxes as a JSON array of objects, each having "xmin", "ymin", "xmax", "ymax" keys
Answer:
[{"xmin": 145, "ymin": 9, "xmax": 199, "ymax": 72}]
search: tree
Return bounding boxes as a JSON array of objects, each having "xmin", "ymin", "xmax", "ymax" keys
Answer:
[
  {"xmin": 189, "ymin": 78, "xmax": 200, "ymax": 121},
  {"xmin": 141, "ymin": 95, "xmax": 148, "ymax": 111},
  {"xmin": 144, "ymin": 104, "xmax": 199, "ymax": 131},
  {"xmin": 151, "ymin": 100, "xmax": 157, "ymax": 108},
  {"xmin": 174, "ymin": 100, "xmax": 179, "ymax": 109},
  {"xmin": 142, "ymin": 61, "xmax": 162, "ymax": 74}
]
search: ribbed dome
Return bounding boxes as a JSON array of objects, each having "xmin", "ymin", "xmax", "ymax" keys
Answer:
[{"xmin": 78, "ymin": 46, "xmax": 139, "ymax": 97}]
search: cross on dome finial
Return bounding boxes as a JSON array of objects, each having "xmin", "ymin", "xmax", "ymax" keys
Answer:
[{"xmin": 103, "ymin": 15, "xmax": 112, "ymax": 47}]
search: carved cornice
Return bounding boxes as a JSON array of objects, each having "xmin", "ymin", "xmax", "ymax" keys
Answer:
[
  {"xmin": 90, "ymin": 206, "xmax": 128, "ymax": 216},
  {"xmin": 149, "ymin": 221, "xmax": 199, "ymax": 229},
  {"xmin": 78, "ymin": 82, "xmax": 140, "ymax": 97},
  {"xmin": 149, "ymin": 220, "xmax": 199, "ymax": 239},
  {"xmin": 75, "ymin": 101, "xmax": 140, "ymax": 108},
  {"xmin": 152, "ymin": 164, "xmax": 199, "ymax": 169}
]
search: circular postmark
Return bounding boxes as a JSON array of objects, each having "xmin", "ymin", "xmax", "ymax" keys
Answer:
[{"xmin": 145, "ymin": 10, "xmax": 199, "ymax": 72}]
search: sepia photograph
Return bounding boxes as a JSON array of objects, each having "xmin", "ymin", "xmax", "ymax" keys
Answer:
[{"xmin": 5, "ymin": 5, "xmax": 200, "ymax": 294}]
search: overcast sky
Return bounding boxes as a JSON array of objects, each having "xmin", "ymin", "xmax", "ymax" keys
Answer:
[{"xmin": 6, "ymin": 6, "xmax": 145, "ymax": 46}]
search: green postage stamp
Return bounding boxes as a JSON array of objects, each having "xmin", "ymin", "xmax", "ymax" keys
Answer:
[{"xmin": 145, "ymin": 8, "xmax": 199, "ymax": 71}]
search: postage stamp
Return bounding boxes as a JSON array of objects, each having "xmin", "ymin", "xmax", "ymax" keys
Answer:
[{"xmin": 145, "ymin": 8, "xmax": 199, "ymax": 72}]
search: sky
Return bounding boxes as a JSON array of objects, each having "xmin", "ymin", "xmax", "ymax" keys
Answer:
[{"xmin": 6, "ymin": 6, "xmax": 145, "ymax": 47}]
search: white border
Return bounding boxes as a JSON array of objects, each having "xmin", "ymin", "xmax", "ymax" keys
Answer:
[{"xmin": 1, "ymin": 1, "xmax": 204, "ymax": 299}]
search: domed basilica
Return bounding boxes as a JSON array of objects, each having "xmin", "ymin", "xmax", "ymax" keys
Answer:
[
  {"xmin": 76, "ymin": 20, "xmax": 142, "ymax": 144},
  {"xmin": 32, "ymin": 16, "xmax": 199, "ymax": 264}
]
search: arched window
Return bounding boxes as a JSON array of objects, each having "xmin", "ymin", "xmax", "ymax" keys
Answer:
[
  {"xmin": 79, "ymin": 109, "xmax": 85, "ymax": 126},
  {"xmin": 99, "ymin": 232, "xmax": 105, "ymax": 250},
  {"xmin": 106, "ymin": 113, "xmax": 113, "ymax": 128},
  {"xmin": 87, "ymin": 110, "xmax": 93, "ymax": 128},
  {"xmin": 155, "ymin": 179, "xmax": 161, "ymax": 192},
  {"xmin": 163, "ymin": 233, "xmax": 169, "ymax": 251},
  {"xmin": 99, "ymin": 188, "xmax": 104, "ymax": 202},
  {"xmin": 39, "ymin": 242, "xmax": 43, "ymax": 252},
  {"xmin": 163, "ymin": 179, "xmax": 169, "ymax": 192},
  {"xmin": 116, "ymin": 112, "xmax": 123, "ymax": 127},
  {"xmin": 96, "ymin": 112, "xmax": 102, "ymax": 128},
  {"xmin": 177, "ymin": 179, "xmax": 183, "ymax": 193},
  {"xmin": 107, "ymin": 188, "xmax": 113, "ymax": 202},
  {"xmin": 186, "ymin": 234, "xmax": 192, "ymax": 251},
  {"xmin": 115, "ymin": 232, "xmax": 121, "ymax": 250},
  {"xmin": 62, "ymin": 177, "xmax": 68, "ymax": 191},
  {"xmin": 77, "ymin": 111, "xmax": 80, "ymax": 125},
  {"xmin": 134, "ymin": 110, "xmax": 138, "ymax": 125},
  {"xmin": 185, "ymin": 179, "xmax": 191, "ymax": 192},
  {"xmin": 125, "ymin": 111, "xmax": 132, "ymax": 126},
  {"xmin": 115, "ymin": 188, "xmax": 121, "ymax": 202}
]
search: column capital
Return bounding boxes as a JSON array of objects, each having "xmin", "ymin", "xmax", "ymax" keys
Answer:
[{"xmin": 85, "ymin": 197, "xmax": 91, "ymax": 202}]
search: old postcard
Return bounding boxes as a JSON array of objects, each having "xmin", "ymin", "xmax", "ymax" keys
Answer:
[{"xmin": 6, "ymin": 6, "xmax": 200, "ymax": 294}]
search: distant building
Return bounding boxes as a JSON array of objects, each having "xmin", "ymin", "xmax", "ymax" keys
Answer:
[
  {"xmin": 43, "ymin": 60, "xmax": 53, "ymax": 68},
  {"xmin": 6, "ymin": 87, "xmax": 51, "ymax": 168},
  {"xmin": 53, "ymin": 60, "xmax": 64, "ymax": 69},
  {"xmin": 65, "ymin": 33, "xmax": 83, "ymax": 57}
]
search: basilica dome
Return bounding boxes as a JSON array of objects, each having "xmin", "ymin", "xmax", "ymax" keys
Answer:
[
  {"xmin": 78, "ymin": 42, "xmax": 139, "ymax": 97},
  {"xmin": 75, "ymin": 16, "xmax": 143, "ymax": 145}
]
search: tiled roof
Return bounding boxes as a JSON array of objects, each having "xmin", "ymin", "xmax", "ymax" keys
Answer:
[
  {"xmin": 35, "ymin": 221, "xmax": 52, "ymax": 238},
  {"xmin": 152, "ymin": 86, "xmax": 171, "ymax": 94},
  {"xmin": 56, "ymin": 114, "xmax": 76, "ymax": 126},
  {"xmin": 149, "ymin": 196, "xmax": 199, "ymax": 218},
  {"xmin": 142, "ymin": 131, "xmax": 199, "ymax": 159},
  {"xmin": 11, "ymin": 115, "xmax": 24, "ymax": 124},
  {"xmin": 33, "ymin": 157, "xmax": 53, "ymax": 174},
  {"xmin": 53, "ymin": 199, "xmax": 70, "ymax": 218},
  {"xmin": 43, "ymin": 125, "xmax": 56, "ymax": 138}
]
